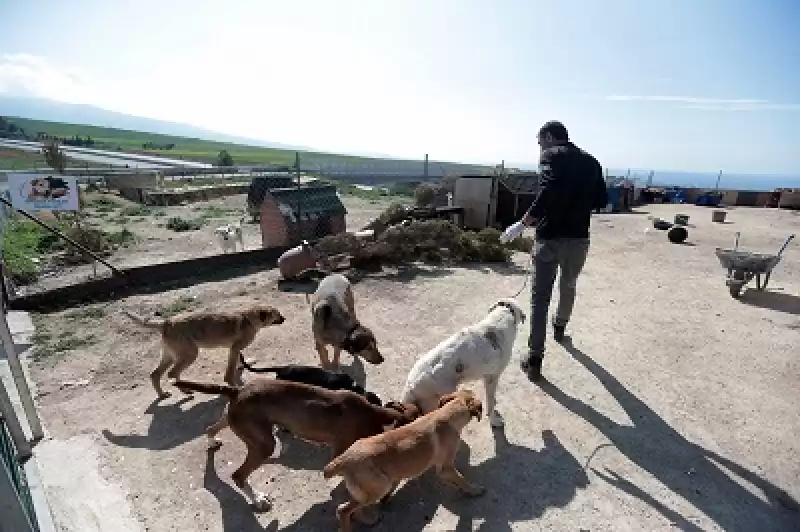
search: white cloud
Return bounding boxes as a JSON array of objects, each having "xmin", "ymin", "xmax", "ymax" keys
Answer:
[
  {"xmin": 605, "ymin": 95, "xmax": 800, "ymax": 111},
  {"xmin": 0, "ymin": 53, "xmax": 97, "ymax": 104}
]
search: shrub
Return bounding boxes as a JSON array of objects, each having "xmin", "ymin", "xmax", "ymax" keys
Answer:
[
  {"xmin": 166, "ymin": 216, "xmax": 204, "ymax": 232},
  {"xmin": 414, "ymin": 183, "xmax": 436, "ymax": 208}
]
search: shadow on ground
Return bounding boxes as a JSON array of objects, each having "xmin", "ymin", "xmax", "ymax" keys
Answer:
[
  {"xmin": 204, "ymin": 447, "xmax": 279, "ymax": 532},
  {"xmin": 101, "ymin": 394, "xmax": 227, "ymax": 450},
  {"xmin": 277, "ymin": 428, "xmax": 587, "ymax": 531},
  {"xmin": 739, "ymin": 289, "xmax": 800, "ymax": 315},
  {"xmin": 539, "ymin": 338, "xmax": 799, "ymax": 531}
]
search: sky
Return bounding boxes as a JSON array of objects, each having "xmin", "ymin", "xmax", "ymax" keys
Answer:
[{"xmin": 0, "ymin": 0, "xmax": 798, "ymax": 175}]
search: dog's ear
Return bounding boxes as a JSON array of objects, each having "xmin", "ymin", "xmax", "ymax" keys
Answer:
[
  {"xmin": 438, "ymin": 392, "xmax": 459, "ymax": 409},
  {"xmin": 384, "ymin": 400, "xmax": 403, "ymax": 412},
  {"xmin": 483, "ymin": 328, "xmax": 501, "ymax": 350},
  {"xmin": 316, "ymin": 303, "xmax": 332, "ymax": 325}
]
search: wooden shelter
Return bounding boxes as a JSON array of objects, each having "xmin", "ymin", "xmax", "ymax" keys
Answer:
[{"xmin": 258, "ymin": 184, "xmax": 347, "ymax": 248}]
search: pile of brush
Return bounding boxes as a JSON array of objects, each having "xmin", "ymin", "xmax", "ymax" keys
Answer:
[{"xmin": 316, "ymin": 218, "xmax": 532, "ymax": 271}]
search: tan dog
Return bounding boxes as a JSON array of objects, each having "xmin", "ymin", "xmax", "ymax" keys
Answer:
[
  {"xmin": 311, "ymin": 273, "xmax": 383, "ymax": 369},
  {"xmin": 173, "ymin": 378, "xmax": 420, "ymax": 512},
  {"xmin": 124, "ymin": 305, "xmax": 285, "ymax": 399},
  {"xmin": 323, "ymin": 389, "xmax": 484, "ymax": 532}
]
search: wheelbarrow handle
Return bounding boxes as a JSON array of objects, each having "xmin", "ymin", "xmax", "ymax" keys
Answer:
[{"xmin": 776, "ymin": 234, "xmax": 795, "ymax": 257}]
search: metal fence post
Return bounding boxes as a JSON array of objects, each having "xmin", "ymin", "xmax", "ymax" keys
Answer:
[
  {"xmin": 0, "ymin": 382, "xmax": 31, "ymax": 460},
  {"xmin": 0, "ymin": 288, "xmax": 43, "ymax": 443},
  {"xmin": 0, "ymin": 451, "xmax": 37, "ymax": 532}
]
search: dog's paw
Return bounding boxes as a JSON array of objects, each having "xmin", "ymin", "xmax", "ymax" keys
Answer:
[
  {"xmin": 252, "ymin": 492, "xmax": 272, "ymax": 513},
  {"xmin": 489, "ymin": 411, "xmax": 505, "ymax": 428}
]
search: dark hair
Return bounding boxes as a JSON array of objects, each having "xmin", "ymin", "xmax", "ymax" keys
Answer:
[{"xmin": 538, "ymin": 121, "xmax": 569, "ymax": 142}]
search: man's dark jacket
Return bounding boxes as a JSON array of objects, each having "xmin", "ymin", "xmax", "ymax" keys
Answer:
[{"xmin": 525, "ymin": 142, "xmax": 608, "ymax": 239}]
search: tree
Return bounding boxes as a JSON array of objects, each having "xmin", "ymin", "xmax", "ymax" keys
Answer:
[
  {"xmin": 41, "ymin": 140, "xmax": 67, "ymax": 173},
  {"xmin": 414, "ymin": 183, "xmax": 436, "ymax": 208},
  {"xmin": 216, "ymin": 150, "xmax": 234, "ymax": 167}
]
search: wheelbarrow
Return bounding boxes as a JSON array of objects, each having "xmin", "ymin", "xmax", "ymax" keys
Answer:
[{"xmin": 715, "ymin": 233, "xmax": 795, "ymax": 298}]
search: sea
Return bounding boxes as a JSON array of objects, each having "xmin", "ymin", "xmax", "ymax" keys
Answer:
[{"xmin": 606, "ymin": 169, "xmax": 799, "ymax": 191}]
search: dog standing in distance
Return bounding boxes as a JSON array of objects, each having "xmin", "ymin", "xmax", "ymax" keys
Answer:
[
  {"xmin": 123, "ymin": 305, "xmax": 285, "ymax": 399},
  {"xmin": 173, "ymin": 378, "xmax": 419, "ymax": 511},
  {"xmin": 311, "ymin": 273, "xmax": 383, "ymax": 369},
  {"xmin": 215, "ymin": 218, "xmax": 245, "ymax": 253},
  {"xmin": 323, "ymin": 389, "xmax": 484, "ymax": 532},
  {"xmin": 401, "ymin": 298, "xmax": 525, "ymax": 427}
]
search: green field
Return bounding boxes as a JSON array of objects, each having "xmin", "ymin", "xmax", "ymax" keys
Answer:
[{"xmin": 5, "ymin": 116, "xmax": 384, "ymax": 167}]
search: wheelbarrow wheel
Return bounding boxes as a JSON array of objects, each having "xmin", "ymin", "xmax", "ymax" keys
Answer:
[
  {"xmin": 729, "ymin": 283, "xmax": 744, "ymax": 298},
  {"xmin": 729, "ymin": 270, "xmax": 747, "ymax": 298}
]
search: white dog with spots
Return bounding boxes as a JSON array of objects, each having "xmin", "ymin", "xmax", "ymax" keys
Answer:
[{"xmin": 401, "ymin": 298, "xmax": 526, "ymax": 427}]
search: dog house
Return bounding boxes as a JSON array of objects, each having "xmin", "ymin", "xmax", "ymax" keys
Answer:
[{"xmin": 258, "ymin": 184, "xmax": 347, "ymax": 248}]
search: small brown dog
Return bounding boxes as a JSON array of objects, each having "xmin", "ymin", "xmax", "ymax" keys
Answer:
[
  {"xmin": 323, "ymin": 389, "xmax": 484, "ymax": 532},
  {"xmin": 124, "ymin": 305, "xmax": 285, "ymax": 399},
  {"xmin": 311, "ymin": 273, "xmax": 383, "ymax": 369},
  {"xmin": 173, "ymin": 377, "xmax": 420, "ymax": 511}
]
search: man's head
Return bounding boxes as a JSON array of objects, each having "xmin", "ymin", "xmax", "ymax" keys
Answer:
[{"xmin": 537, "ymin": 121, "xmax": 569, "ymax": 151}]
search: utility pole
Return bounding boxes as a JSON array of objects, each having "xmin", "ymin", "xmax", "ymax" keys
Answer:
[
  {"xmin": 714, "ymin": 170, "xmax": 722, "ymax": 191},
  {"xmin": 423, "ymin": 154, "xmax": 429, "ymax": 180}
]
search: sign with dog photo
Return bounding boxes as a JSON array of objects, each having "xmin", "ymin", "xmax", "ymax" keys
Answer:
[{"xmin": 7, "ymin": 173, "xmax": 80, "ymax": 212}]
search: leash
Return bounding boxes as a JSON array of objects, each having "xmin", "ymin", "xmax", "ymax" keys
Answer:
[{"xmin": 510, "ymin": 253, "xmax": 532, "ymax": 299}]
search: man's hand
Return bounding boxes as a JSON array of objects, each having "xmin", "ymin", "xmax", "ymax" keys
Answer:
[{"xmin": 521, "ymin": 213, "xmax": 535, "ymax": 227}]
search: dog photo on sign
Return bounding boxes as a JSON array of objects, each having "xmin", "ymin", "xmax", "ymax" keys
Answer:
[{"xmin": 24, "ymin": 176, "xmax": 70, "ymax": 201}]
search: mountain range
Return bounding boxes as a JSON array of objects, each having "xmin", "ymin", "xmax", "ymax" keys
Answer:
[{"xmin": 0, "ymin": 96, "xmax": 311, "ymax": 151}]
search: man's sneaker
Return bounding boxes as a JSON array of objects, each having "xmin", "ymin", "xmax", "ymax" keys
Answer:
[
  {"xmin": 521, "ymin": 355, "xmax": 543, "ymax": 382},
  {"xmin": 553, "ymin": 324, "xmax": 566, "ymax": 343}
]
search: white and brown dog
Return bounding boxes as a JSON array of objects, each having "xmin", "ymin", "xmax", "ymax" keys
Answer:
[
  {"xmin": 214, "ymin": 219, "xmax": 245, "ymax": 253},
  {"xmin": 401, "ymin": 298, "xmax": 525, "ymax": 428}
]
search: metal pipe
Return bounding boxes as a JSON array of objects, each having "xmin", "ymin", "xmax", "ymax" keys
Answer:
[{"xmin": 0, "ymin": 196, "xmax": 125, "ymax": 277}]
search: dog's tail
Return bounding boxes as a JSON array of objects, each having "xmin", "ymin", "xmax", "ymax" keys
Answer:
[
  {"xmin": 122, "ymin": 310, "xmax": 165, "ymax": 330},
  {"xmin": 322, "ymin": 455, "xmax": 347, "ymax": 479},
  {"xmin": 238, "ymin": 352, "xmax": 281, "ymax": 374},
  {"xmin": 173, "ymin": 379, "xmax": 240, "ymax": 399}
]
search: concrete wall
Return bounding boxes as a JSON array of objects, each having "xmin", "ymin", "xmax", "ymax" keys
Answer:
[{"xmin": 8, "ymin": 246, "xmax": 291, "ymax": 312}]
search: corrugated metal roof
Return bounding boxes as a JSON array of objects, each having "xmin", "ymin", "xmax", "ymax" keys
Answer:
[
  {"xmin": 502, "ymin": 173, "xmax": 540, "ymax": 194},
  {"xmin": 270, "ymin": 184, "xmax": 347, "ymax": 216}
]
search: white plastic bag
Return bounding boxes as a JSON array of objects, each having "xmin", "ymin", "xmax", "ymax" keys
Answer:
[{"xmin": 500, "ymin": 220, "xmax": 525, "ymax": 244}]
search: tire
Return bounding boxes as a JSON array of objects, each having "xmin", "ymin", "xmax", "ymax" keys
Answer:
[{"xmin": 729, "ymin": 283, "xmax": 743, "ymax": 298}]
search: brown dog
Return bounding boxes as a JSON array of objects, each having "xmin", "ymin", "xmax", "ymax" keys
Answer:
[
  {"xmin": 311, "ymin": 273, "xmax": 383, "ymax": 369},
  {"xmin": 323, "ymin": 389, "xmax": 484, "ymax": 532},
  {"xmin": 124, "ymin": 305, "xmax": 285, "ymax": 399},
  {"xmin": 173, "ymin": 377, "xmax": 420, "ymax": 511}
]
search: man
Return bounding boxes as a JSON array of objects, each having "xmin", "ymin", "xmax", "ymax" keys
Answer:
[{"xmin": 517, "ymin": 121, "xmax": 608, "ymax": 381}]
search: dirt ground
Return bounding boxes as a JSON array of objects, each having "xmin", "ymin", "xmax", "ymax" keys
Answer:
[{"xmin": 27, "ymin": 202, "xmax": 800, "ymax": 531}]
